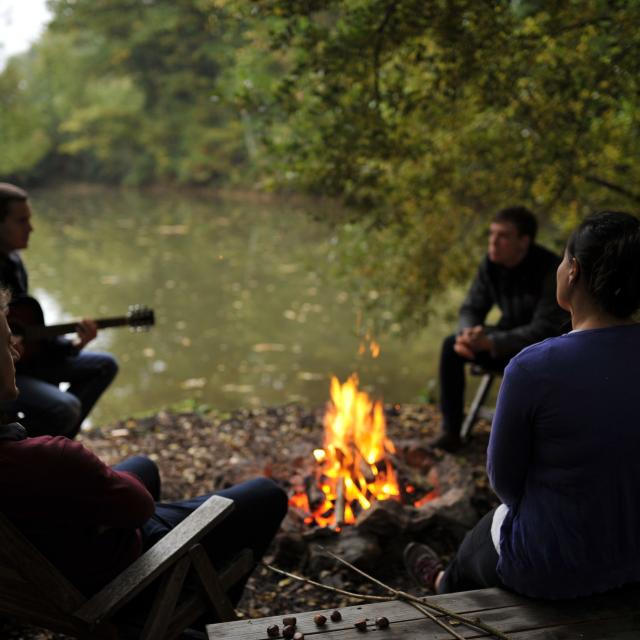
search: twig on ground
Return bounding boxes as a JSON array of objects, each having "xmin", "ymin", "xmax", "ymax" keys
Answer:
[{"xmin": 263, "ymin": 563, "xmax": 389, "ymax": 602}]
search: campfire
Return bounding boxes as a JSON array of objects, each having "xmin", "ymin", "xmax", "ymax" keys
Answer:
[{"xmin": 290, "ymin": 375, "xmax": 438, "ymax": 529}]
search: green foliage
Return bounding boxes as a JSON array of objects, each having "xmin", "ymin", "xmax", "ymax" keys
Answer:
[
  {"xmin": 247, "ymin": 0, "xmax": 640, "ymax": 330},
  {"xmin": 2, "ymin": 0, "xmax": 640, "ymax": 329},
  {"xmin": 0, "ymin": 0, "xmax": 284, "ymax": 185}
]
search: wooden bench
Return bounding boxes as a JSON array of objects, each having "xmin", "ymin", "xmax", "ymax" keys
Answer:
[
  {"xmin": 0, "ymin": 495, "xmax": 253, "ymax": 639},
  {"xmin": 207, "ymin": 585, "xmax": 640, "ymax": 639}
]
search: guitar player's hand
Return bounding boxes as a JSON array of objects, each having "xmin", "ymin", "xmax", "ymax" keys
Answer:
[{"xmin": 73, "ymin": 318, "xmax": 98, "ymax": 349}]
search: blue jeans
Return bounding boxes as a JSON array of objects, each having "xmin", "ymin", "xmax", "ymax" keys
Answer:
[
  {"xmin": 8, "ymin": 350, "xmax": 118, "ymax": 438},
  {"xmin": 113, "ymin": 456, "xmax": 288, "ymax": 607}
]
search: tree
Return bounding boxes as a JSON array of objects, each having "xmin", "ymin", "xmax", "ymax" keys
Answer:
[{"xmin": 245, "ymin": 0, "xmax": 640, "ymax": 330}]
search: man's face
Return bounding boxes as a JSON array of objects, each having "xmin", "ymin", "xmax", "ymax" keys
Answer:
[
  {"xmin": 0, "ymin": 200, "xmax": 33, "ymax": 254},
  {"xmin": 0, "ymin": 312, "xmax": 19, "ymax": 402},
  {"xmin": 487, "ymin": 221, "xmax": 531, "ymax": 268}
]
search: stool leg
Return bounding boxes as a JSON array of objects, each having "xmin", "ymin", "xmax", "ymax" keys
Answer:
[{"xmin": 460, "ymin": 374, "xmax": 494, "ymax": 442}]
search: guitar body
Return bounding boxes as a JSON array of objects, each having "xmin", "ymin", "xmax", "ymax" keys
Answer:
[
  {"xmin": 7, "ymin": 295, "xmax": 154, "ymax": 366},
  {"xmin": 8, "ymin": 296, "xmax": 49, "ymax": 363}
]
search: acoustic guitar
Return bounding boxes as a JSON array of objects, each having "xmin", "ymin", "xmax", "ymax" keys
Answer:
[{"xmin": 8, "ymin": 295, "xmax": 155, "ymax": 363}]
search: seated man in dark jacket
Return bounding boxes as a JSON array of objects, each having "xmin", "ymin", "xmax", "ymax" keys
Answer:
[{"xmin": 432, "ymin": 206, "xmax": 568, "ymax": 452}]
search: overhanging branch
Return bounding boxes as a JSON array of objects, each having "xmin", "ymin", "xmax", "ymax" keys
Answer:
[{"xmin": 585, "ymin": 175, "xmax": 640, "ymax": 204}]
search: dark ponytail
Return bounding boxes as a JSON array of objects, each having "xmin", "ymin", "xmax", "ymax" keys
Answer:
[{"xmin": 567, "ymin": 211, "xmax": 640, "ymax": 319}]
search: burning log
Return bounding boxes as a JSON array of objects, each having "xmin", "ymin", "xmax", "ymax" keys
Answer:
[
  {"xmin": 304, "ymin": 474, "xmax": 326, "ymax": 512},
  {"xmin": 334, "ymin": 477, "xmax": 346, "ymax": 528},
  {"xmin": 356, "ymin": 452, "xmax": 377, "ymax": 485}
]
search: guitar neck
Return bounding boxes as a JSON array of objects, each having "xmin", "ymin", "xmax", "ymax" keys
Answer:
[{"xmin": 26, "ymin": 317, "xmax": 131, "ymax": 340}]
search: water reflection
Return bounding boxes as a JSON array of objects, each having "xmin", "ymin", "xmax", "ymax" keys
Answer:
[{"xmin": 27, "ymin": 187, "xmax": 447, "ymax": 424}]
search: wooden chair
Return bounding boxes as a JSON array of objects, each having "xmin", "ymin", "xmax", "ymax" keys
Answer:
[{"xmin": 0, "ymin": 495, "xmax": 254, "ymax": 639}]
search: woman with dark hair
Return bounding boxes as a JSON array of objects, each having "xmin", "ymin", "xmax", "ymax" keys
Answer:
[{"xmin": 405, "ymin": 211, "xmax": 640, "ymax": 599}]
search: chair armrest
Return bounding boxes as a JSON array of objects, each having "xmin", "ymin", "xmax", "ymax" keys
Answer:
[{"xmin": 74, "ymin": 494, "xmax": 235, "ymax": 624}]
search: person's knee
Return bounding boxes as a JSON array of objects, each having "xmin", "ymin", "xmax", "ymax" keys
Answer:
[
  {"xmin": 264, "ymin": 478, "xmax": 289, "ymax": 520},
  {"xmin": 250, "ymin": 477, "xmax": 288, "ymax": 519},
  {"xmin": 122, "ymin": 455, "xmax": 159, "ymax": 478},
  {"xmin": 52, "ymin": 394, "xmax": 82, "ymax": 437},
  {"xmin": 100, "ymin": 354, "xmax": 119, "ymax": 383},
  {"xmin": 234, "ymin": 477, "xmax": 288, "ymax": 522}
]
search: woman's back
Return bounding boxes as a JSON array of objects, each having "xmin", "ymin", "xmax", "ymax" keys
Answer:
[{"xmin": 489, "ymin": 324, "xmax": 640, "ymax": 598}]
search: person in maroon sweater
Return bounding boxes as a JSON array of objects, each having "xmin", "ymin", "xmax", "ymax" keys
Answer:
[{"xmin": 0, "ymin": 289, "xmax": 288, "ymax": 603}]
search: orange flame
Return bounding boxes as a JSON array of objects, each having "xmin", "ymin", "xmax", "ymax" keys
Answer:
[
  {"xmin": 303, "ymin": 375, "xmax": 400, "ymax": 526},
  {"xmin": 289, "ymin": 375, "xmax": 439, "ymax": 527},
  {"xmin": 358, "ymin": 333, "xmax": 381, "ymax": 359}
]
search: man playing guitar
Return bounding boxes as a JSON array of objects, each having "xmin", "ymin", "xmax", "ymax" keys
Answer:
[{"xmin": 0, "ymin": 183, "xmax": 118, "ymax": 438}]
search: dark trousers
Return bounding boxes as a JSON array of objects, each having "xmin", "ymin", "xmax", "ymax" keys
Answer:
[
  {"xmin": 438, "ymin": 507, "xmax": 504, "ymax": 593},
  {"xmin": 10, "ymin": 351, "xmax": 118, "ymax": 438},
  {"xmin": 113, "ymin": 456, "xmax": 288, "ymax": 606},
  {"xmin": 439, "ymin": 334, "xmax": 508, "ymax": 437}
]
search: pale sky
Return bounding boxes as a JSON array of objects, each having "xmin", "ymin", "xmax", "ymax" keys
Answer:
[{"xmin": 0, "ymin": 0, "xmax": 51, "ymax": 69}]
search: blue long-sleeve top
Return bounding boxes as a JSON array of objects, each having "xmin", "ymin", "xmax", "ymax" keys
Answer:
[{"xmin": 487, "ymin": 324, "xmax": 640, "ymax": 599}]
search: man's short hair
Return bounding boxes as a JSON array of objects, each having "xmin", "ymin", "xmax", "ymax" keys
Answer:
[
  {"xmin": 0, "ymin": 183, "xmax": 28, "ymax": 222},
  {"xmin": 492, "ymin": 206, "xmax": 537, "ymax": 241}
]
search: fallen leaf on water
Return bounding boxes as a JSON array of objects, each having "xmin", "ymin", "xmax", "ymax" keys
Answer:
[
  {"xmin": 180, "ymin": 378, "xmax": 206, "ymax": 390},
  {"xmin": 253, "ymin": 343, "xmax": 286, "ymax": 352},
  {"xmin": 157, "ymin": 224, "xmax": 189, "ymax": 235}
]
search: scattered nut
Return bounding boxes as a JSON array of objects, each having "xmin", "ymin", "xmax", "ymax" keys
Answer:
[
  {"xmin": 282, "ymin": 624, "xmax": 296, "ymax": 639},
  {"xmin": 293, "ymin": 633, "xmax": 304, "ymax": 640},
  {"xmin": 267, "ymin": 624, "xmax": 280, "ymax": 637},
  {"xmin": 375, "ymin": 617, "xmax": 389, "ymax": 629},
  {"xmin": 330, "ymin": 610, "xmax": 342, "ymax": 622},
  {"xmin": 282, "ymin": 617, "xmax": 297, "ymax": 627},
  {"xmin": 354, "ymin": 619, "xmax": 368, "ymax": 631},
  {"xmin": 313, "ymin": 614, "xmax": 327, "ymax": 626}
]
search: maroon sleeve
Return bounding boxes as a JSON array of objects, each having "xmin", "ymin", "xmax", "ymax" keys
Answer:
[{"xmin": 56, "ymin": 438, "xmax": 156, "ymax": 527}]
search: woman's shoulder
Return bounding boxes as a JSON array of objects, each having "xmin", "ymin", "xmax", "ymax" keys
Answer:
[
  {"xmin": 510, "ymin": 324, "xmax": 640, "ymax": 373},
  {"xmin": 507, "ymin": 333, "xmax": 570, "ymax": 374}
]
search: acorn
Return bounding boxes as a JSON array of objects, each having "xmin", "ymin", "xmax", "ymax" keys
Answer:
[
  {"xmin": 267, "ymin": 624, "xmax": 280, "ymax": 638},
  {"xmin": 330, "ymin": 610, "xmax": 342, "ymax": 622},
  {"xmin": 282, "ymin": 624, "xmax": 296, "ymax": 639},
  {"xmin": 313, "ymin": 614, "xmax": 327, "ymax": 626},
  {"xmin": 293, "ymin": 633, "xmax": 304, "ymax": 640},
  {"xmin": 354, "ymin": 619, "xmax": 368, "ymax": 631},
  {"xmin": 375, "ymin": 617, "xmax": 390, "ymax": 629}
]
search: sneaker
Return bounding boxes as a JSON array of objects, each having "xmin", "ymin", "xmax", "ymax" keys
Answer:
[
  {"xmin": 428, "ymin": 432, "xmax": 462, "ymax": 453},
  {"xmin": 403, "ymin": 542, "xmax": 443, "ymax": 591}
]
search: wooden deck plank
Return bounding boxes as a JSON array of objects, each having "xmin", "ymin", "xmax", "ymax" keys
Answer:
[
  {"xmin": 206, "ymin": 590, "xmax": 528, "ymax": 640},
  {"xmin": 509, "ymin": 614, "xmax": 640, "ymax": 639},
  {"xmin": 207, "ymin": 585, "xmax": 640, "ymax": 640}
]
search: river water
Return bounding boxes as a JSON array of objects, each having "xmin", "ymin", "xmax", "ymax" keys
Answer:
[{"xmin": 25, "ymin": 187, "xmax": 450, "ymax": 425}]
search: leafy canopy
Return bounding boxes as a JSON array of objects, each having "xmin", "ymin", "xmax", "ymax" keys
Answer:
[{"xmin": 248, "ymin": 0, "xmax": 640, "ymax": 329}]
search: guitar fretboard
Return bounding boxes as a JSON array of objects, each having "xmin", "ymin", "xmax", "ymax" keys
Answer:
[{"xmin": 24, "ymin": 316, "xmax": 131, "ymax": 340}]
